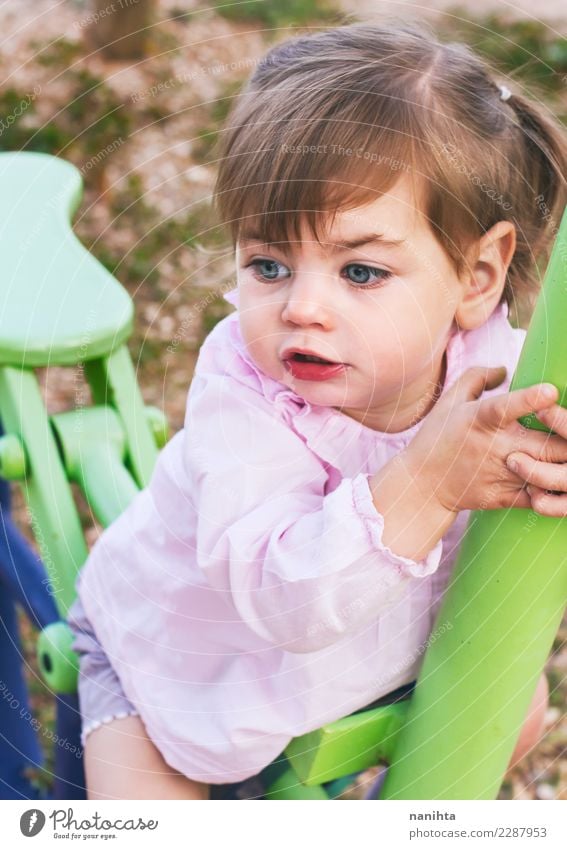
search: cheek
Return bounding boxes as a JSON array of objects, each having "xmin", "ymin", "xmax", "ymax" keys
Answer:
[
  {"xmin": 238, "ymin": 312, "xmax": 276, "ymax": 369},
  {"xmin": 358, "ymin": 307, "xmax": 433, "ymax": 382},
  {"xmin": 238, "ymin": 286, "xmax": 286, "ymax": 347},
  {"xmin": 357, "ymin": 298, "xmax": 421, "ymax": 354},
  {"xmin": 392, "ymin": 286, "xmax": 451, "ymax": 349}
]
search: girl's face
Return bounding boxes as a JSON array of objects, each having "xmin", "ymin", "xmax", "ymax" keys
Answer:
[{"xmin": 236, "ymin": 175, "xmax": 466, "ymax": 433}]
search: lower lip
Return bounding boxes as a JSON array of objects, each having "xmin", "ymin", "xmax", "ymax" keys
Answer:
[{"xmin": 284, "ymin": 359, "xmax": 347, "ymax": 381}]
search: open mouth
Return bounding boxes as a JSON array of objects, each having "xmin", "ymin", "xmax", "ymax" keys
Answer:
[
  {"xmin": 283, "ymin": 351, "xmax": 347, "ymax": 381},
  {"xmin": 290, "ymin": 353, "xmax": 335, "ymax": 364}
]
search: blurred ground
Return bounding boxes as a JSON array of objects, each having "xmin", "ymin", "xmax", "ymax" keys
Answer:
[
  {"xmin": 345, "ymin": 0, "xmax": 567, "ymax": 28},
  {"xmin": 1, "ymin": 0, "xmax": 565, "ymax": 800}
]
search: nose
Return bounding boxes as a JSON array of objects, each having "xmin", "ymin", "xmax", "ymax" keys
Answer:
[{"xmin": 280, "ymin": 270, "xmax": 335, "ymax": 329}]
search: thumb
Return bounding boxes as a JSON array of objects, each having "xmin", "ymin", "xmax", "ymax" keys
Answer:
[{"xmin": 447, "ymin": 365, "xmax": 508, "ymax": 404}]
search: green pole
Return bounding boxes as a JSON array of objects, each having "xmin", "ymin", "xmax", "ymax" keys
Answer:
[{"xmin": 381, "ymin": 206, "xmax": 567, "ymax": 799}]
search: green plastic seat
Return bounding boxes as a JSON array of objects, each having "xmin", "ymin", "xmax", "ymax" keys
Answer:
[{"xmin": 0, "ymin": 151, "xmax": 133, "ymax": 367}]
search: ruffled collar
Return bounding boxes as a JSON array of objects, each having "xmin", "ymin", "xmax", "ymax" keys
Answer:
[{"xmin": 222, "ymin": 286, "xmax": 511, "ymax": 468}]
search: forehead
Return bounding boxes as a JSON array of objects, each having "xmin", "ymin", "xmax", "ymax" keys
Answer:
[
  {"xmin": 238, "ymin": 173, "xmax": 426, "ymax": 249},
  {"xmin": 330, "ymin": 176, "xmax": 425, "ymax": 242}
]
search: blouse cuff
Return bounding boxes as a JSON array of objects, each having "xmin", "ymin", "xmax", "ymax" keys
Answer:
[{"xmin": 351, "ymin": 473, "xmax": 444, "ymax": 579}]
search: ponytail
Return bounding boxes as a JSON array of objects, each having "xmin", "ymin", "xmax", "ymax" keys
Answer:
[{"xmin": 502, "ymin": 89, "xmax": 567, "ymax": 311}]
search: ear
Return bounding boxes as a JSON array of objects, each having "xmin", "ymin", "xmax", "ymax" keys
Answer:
[{"xmin": 454, "ymin": 221, "xmax": 516, "ymax": 330}]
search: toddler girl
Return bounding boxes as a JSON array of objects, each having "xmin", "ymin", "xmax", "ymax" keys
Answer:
[{"xmin": 68, "ymin": 19, "xmax": 567, "ymax": 799}]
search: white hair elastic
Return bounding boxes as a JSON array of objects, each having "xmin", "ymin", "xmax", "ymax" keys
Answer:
[{"xmin": 498, "ymin": 84, "xmax": 512, "ymax": 102}]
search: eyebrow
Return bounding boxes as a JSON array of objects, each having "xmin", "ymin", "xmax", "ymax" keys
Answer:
[{"xmin": 238, "ymin": 231, "xmax": 406, "ymax": 251}]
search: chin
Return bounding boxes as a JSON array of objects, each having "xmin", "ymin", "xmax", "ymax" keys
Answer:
[{"xmin": 287, "ymin": 381, "xmax": 352, "ymax": 404}]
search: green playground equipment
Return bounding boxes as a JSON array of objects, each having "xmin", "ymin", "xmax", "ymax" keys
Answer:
[
  {"xmin": 0, "ymin": 150, "xmax": 565, "ymax": 800},
  {"xmin": 0, "ymin": 151, "xmax": 166, "ymax": 698}
]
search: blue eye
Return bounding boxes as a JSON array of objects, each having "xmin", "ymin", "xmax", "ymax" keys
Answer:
[
  {"xmin": 243, "ymin": 258, "xmax": 392, "ymax": 289},
  {"xmin": 343, "ymin": 264, "xmax": 392, "ymax": 288},
  {"xmin": 245, "ymin": 258, "xmax": 289, "ymax": 282}
]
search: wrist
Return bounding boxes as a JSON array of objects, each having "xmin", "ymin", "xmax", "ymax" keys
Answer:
[
  {"xmin": 397, "ymin": 445, "xmax": 452, "ymax": 514},
  {"xmin": 369, "ymin": 451, "xmax": 457, "ymax": 562}
]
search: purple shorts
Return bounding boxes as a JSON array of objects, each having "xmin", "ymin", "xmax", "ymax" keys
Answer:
[{"xmin": 67, "ymin": 595, "xmax": 140, "ymax": 748}]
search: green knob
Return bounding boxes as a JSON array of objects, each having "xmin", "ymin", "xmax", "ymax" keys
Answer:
[
  {"xmin": 0, "ymin": 434, "xmax": 26, "ymax": 479},
  {"xmin": 37, "ymin": 621, "xmax": 79, "ymax": 694},
  {"xmin": 145, "ymin": 405, "xmax": 169, "ymax": 449}
]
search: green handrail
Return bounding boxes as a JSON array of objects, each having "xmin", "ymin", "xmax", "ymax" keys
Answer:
[{"xmin": 382, "ymin": 206, "xmax": 567, "ymax": 799}]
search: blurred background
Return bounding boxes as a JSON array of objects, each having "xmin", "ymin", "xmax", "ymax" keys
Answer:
[{"xmin": 1, "ymin": 0, "xmax": 566, "ymax": 799}]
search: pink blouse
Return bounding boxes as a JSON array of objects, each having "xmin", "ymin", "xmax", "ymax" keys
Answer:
[{"xmin": 75, "ymin": 289, "xmax": 526, "ymax": 783}]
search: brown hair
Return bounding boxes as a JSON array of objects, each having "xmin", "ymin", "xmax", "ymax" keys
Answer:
[{"xmin": 212, "ymin": 19, "xmax": 567, "ymax": 318}]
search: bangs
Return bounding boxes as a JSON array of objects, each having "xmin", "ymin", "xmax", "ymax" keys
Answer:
[{"xmin": 213, "ymin": 81, "xmax": 420, "ymax": 250}]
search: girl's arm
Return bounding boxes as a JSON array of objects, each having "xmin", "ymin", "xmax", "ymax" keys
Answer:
[
  {"xmin": 370, "ymin": 454, "xmax": 457, "ymax": 562},
  {"xmin": 185, "ymin": 370, "xmax": 451, "ymax": 654}
]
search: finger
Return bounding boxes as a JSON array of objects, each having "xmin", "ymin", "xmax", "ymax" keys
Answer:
[
  {"xmin": 509, "ymin": 486, "xmax": 536, "ymax": 511},
  {"xmin": 505, "ymin": 452, "xmax": 567, "ymax": 491},
  {"xmin": 526, "ymin": 484, "xmax": 567, "ymax": 518},
  {"xmin": 512, "ymin": 430, "xmax": 567, "ymax": 465},
  {"xmin": 536, "ymin": 403, "xmax": 567, "ymax": 438},
  {"xmin": 447, "ymin": 365, "xmax": 508, "ymax": 404},
  {"xmin": 482, "ymin": 382, "xmax": 558, "ymax": 428}
]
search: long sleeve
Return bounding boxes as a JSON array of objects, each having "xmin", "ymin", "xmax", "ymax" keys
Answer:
[{"xmin": 184, "ymin": 369, "xmax": 444, "ymax": 653}]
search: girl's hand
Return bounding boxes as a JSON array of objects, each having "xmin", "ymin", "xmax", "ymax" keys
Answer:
[
  {"xmin": 506, "ymin": 403, "xmax": 567, "ymax": 516},
  {"xmin": 401, "ymin": 365, "xmax": 567, "ymax": 517}
]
